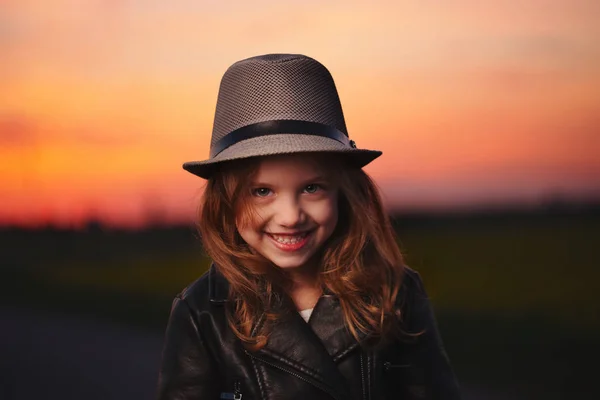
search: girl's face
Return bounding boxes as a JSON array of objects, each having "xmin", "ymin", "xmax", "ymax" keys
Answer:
[{"xmin": 236, "ymin": 154, "xmax": 339, "ymax": 272}]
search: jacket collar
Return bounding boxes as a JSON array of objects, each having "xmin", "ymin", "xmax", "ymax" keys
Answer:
[{"xmin": 207, "ymin": 264, "xmax": 364, "ymax": 399}]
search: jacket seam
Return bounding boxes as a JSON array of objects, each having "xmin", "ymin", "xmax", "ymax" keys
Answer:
[
  {"xmin": 332, "ymin": 342, "xmax": 359, "ymax": 362},
  {"xmin": 259, "ymin": 349, "xmax": 326, "ymax": 383},
  {"xmin": 250, "ymin": 355, "xmax": 267, "ymax": 400}
]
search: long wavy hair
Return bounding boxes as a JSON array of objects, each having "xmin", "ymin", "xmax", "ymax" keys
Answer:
[{"xmin": 197, "ymin": 153, "xmax": 407, "ymax": 350}]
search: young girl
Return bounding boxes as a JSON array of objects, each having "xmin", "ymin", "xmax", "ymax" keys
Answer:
[{"xmin": 157, "ymin": 53, "xmax": 461, "ymax": 400}]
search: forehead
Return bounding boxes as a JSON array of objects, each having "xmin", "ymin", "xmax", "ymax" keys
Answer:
[{"xmin": 252, "ymin": 153, "xmax": 332, "ymax": 181}]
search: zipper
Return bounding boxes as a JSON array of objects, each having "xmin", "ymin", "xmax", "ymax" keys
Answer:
[
  {"xmin": 245, "ymin": 350, "xmax": 340, "ymax": 400},
  {"xmin": 234, "ymin": 380, "xmax": 242, "ymax": 400},
  {"xmin": 360, "ymin": 353, "xmax": 367, "ymax": 400},
  {"xmin": 220, "ymin": 380, "xmax": 242, "ymax": 400}
]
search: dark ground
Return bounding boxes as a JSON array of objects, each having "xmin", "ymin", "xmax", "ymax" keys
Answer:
[
  {"xmin": 0, "ymin": 306, "xmax": 520, "ymax": 400},
  {"xmin": 0, "ymin": 307, "xmax": 161, "ymax": 400}
]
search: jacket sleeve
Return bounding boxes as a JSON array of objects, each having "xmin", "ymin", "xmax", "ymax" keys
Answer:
[
  {"xmin": 156, "ymin": 295, "xmax": 219, "ymax": 400},
  {"xmin": 407, "ymin": 270, "xmax": 462, "ymax": 400}
]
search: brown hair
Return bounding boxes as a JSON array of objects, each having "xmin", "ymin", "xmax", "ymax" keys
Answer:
[{"xmin": 197, "ymin": 153, "xmax": 407, "ymax": 350}]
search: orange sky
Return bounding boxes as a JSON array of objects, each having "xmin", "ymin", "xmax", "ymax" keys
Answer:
[{"xmin": 2, "ymin": 0, "xmax": 599, "ymax": 227}]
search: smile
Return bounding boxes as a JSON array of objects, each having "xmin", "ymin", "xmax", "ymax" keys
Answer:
[{"xmin": 266, "ymin": 231, "xmax": 313, "ymax": 251}]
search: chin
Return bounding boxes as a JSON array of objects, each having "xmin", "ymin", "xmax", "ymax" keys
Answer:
[{"xmin": 267, "ymin": 254, "xmax": 313, "ymax": 270}]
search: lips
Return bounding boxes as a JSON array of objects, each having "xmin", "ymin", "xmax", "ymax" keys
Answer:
[{"xmin": 266, "ymin": 230, "xmax": 313, "ymax": 252}]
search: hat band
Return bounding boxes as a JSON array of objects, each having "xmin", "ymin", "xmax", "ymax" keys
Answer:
[{"xmin": 210, "ymin": 120, "xmax": 351, "ymax": 158}]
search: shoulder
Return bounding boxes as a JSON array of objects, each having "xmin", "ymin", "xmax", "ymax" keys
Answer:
[
  {"xmin": 401, "ymin": 266, "xmax": 426, "ymax": 294},
  {"xmin": 177, "ymin": 270, "xmax": 210, "ymax": 304},
  {"xmin": 176, "ymin": 263, "xmax": 229, "ymax": 313},
  {"xmin": 396, "ymin": 266, "xmax": 429, "ymax": 319},
  {"xmin": 402, "ymin": 266, "xmax": 422, "ymax": 284}
]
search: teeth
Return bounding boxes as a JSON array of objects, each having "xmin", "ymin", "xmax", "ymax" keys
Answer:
[{"xmin": 270, "ymin": 233, "xmax": 307, "ymax": 244}]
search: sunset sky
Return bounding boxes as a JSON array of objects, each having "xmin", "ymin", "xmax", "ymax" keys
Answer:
[{"xmin": 2, "ymin": 0, "xmax": 599, "ymax": 227}]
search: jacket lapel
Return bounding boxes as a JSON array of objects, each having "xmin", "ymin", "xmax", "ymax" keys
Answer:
[
  {"xmin": 252, "ymin": 300, "xmax": 355, "ymax": 400},
  {"xmin": 308, "ymin": 294, "xmax": 367, "ymax": 362},
  {"xmin": 208, "ymin": 265, "xmax": 362, "ymax": 399}
]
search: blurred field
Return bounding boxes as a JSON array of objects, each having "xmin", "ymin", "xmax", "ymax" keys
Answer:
[
  {"xmin": 395, "ymin": 209, "xmax": 600, "ymax": 328},
  {"xmin": 1, "ymin": 206, "xmax": 599, "ymax": 399}
]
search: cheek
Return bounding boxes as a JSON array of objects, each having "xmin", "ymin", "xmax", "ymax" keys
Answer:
[
  {"xmin": 310, "ymin": 196, "xmax": 338, "ymax": 229},
  {"xmin": 235, "ymin": 207, "xmax": 269, "ymax": 244},
  {"xmin": 235, "ymin": 203, "xmax": 265, "ymax": 231}
]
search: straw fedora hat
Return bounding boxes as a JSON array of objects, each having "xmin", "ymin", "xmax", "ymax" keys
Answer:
[{"xmin": 183, "ymin": 53, "xmax": 382, "ymax": 179}]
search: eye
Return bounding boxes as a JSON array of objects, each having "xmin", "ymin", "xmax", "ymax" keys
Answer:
[
  {"xmin": 304, "ymin": 184, "xmax": 321, "ymax": 194},
  {"xmin": 252, "ymin": 187, "xmax": 272, "ymax": 197}
]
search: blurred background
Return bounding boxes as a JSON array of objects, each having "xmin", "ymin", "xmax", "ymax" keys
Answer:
[{"xmin": 1, "ymin": 1, "xmax": 599, "ymax": 399}]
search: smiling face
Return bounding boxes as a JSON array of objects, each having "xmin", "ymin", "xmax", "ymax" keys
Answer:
[{"xmin": 235, "ymin": 154, "xmax": 339, "ymax": 272}]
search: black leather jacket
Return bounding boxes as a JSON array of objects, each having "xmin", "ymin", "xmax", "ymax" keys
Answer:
[{"xmin": 156, "ymin": 265, "xmax": 461, "ymax": 400}]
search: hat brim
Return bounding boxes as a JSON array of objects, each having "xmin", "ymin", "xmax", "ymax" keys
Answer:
[{"xmin": 182, "ymin": 134, "xmax": 382, "ymax": 179}]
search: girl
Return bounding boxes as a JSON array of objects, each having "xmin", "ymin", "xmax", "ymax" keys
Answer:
[{"xmin": 157, "ymin": 53, "xmax": 461, "ymax": 400}]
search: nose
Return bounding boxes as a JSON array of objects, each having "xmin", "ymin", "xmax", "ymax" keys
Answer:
[{"xmin": 274, "ymin": 195, "xmax": 306, "ymax": 228}]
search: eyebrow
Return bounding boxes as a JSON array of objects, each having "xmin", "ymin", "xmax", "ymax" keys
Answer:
[{"xmin": 251, "ymin": 175, "xmax": 329, "ymax": 186}]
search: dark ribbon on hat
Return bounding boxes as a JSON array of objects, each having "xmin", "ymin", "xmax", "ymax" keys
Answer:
[{"xmin": 210, "ymin": 119, "xmax": 356, "ymax": 158}]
